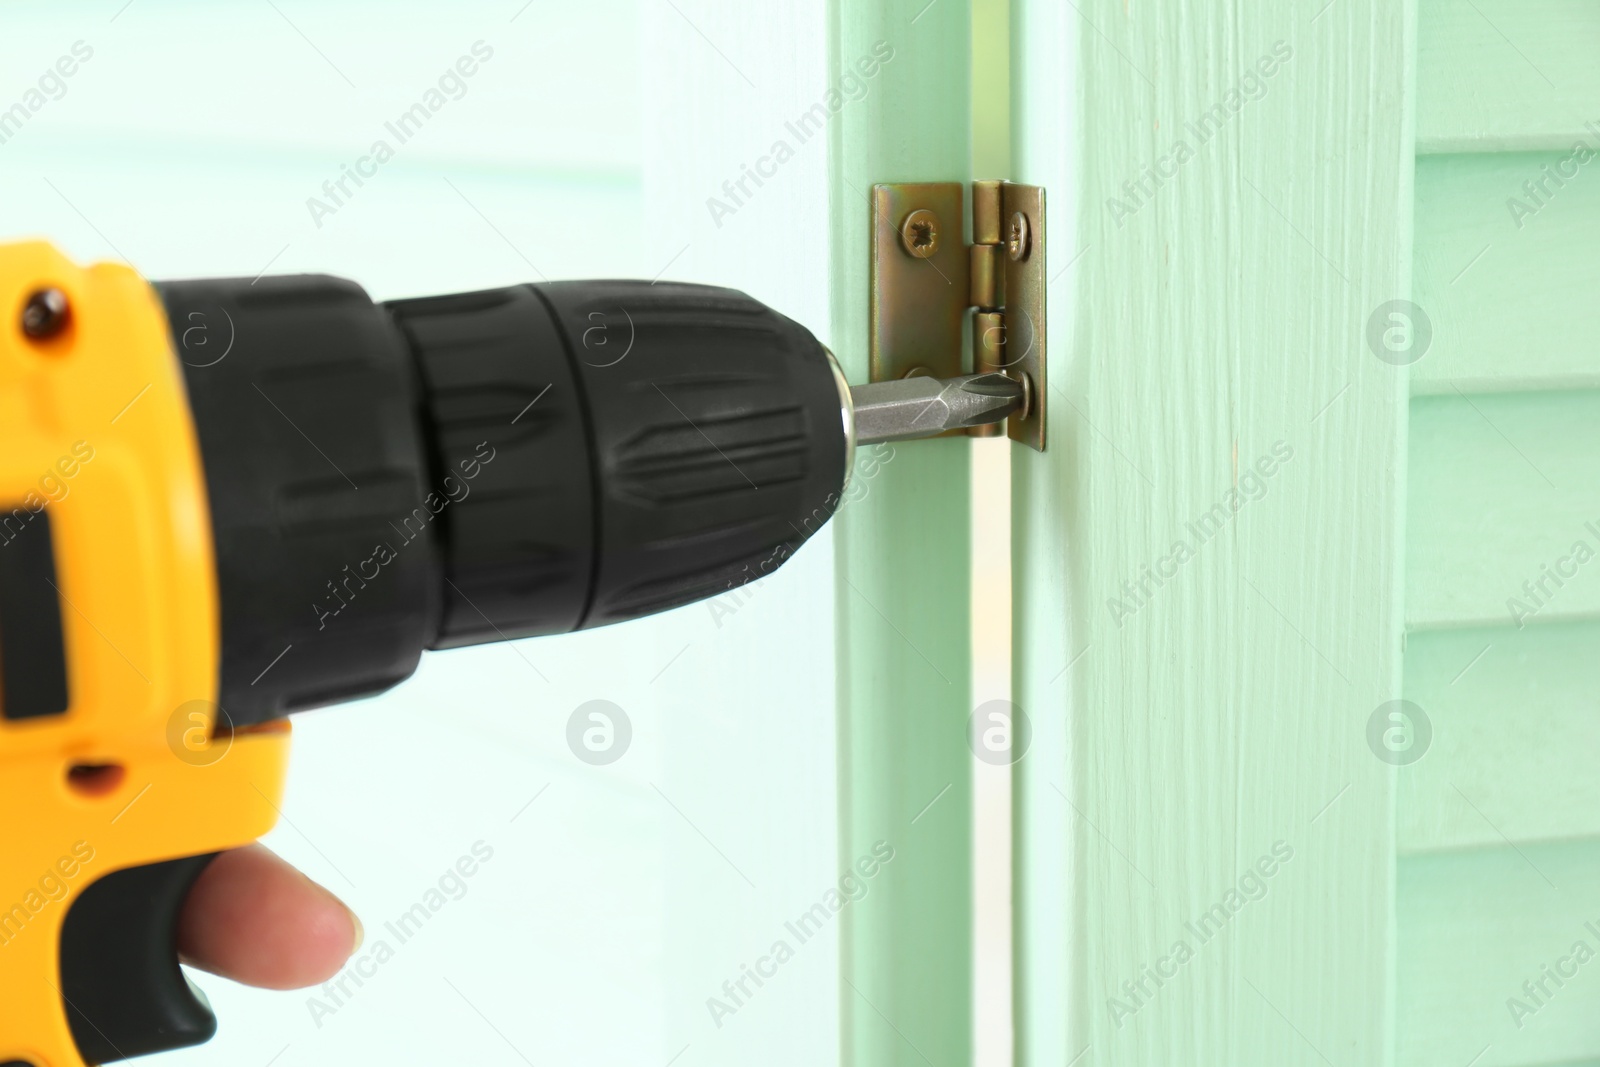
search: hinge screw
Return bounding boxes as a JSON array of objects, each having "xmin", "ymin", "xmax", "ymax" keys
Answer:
[
  {"xmin": 21, "ymin": 287, "xmax": 71, "ymax": 340},
  {"xmin": 899, "ymin": 209, "xmax": 940, "ymax": 259},
  {"xmin": 1008, "ymin": 212, "xmax": 1030, "ymax": 261}
]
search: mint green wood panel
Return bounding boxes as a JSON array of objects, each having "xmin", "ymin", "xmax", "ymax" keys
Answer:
[
  {"xmin": 1398, "ymin": 844, "xmax": 1600, "ymax": 1066},
  {"xmin": 1414, "ymin": 154, "xmax": 1600, "ymax": 394},
  {"xmin": 1406, "ymin": 392, "xmax": 1600, "ymax": 628},
  {"xmin": 829, "ymin": 2, "xmax": 975, "ymax": 1064},
  {"xmin": 1010, "ymin": 2, "xmax": 1411, "ymax": 1064},
  {"xmin": 1418, "ymin": 0, "xmax": 1600, "ymax": 154},
  {"xmin": 1399, "ymin": 625, "xmax": 1600, "ymax": 853},
  {"xmin": 1399, "ymin": 5, "xmax": 1600, "ymax": 1066}
]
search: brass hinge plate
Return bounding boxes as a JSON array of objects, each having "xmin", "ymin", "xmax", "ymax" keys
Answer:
[{"xmin": 869, "ymin": 179, "xmax": 1047, "ymax": 451}]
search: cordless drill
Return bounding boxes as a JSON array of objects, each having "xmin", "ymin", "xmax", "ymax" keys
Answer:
[{"xmin": 0, "ymin": 240, "xmax": 1023, "ymax": 1067}]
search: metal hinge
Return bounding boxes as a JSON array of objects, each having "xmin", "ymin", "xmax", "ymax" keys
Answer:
[{"xmin": 868, "ymin": 180, "xmax": 1046, "ymax": 451}]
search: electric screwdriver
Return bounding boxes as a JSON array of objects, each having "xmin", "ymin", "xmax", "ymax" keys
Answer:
[{"xmin": 0, "ymin": 239, "xmax": 1022, "ymax": 1067}]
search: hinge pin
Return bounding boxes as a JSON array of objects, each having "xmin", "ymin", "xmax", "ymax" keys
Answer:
[{"xmin": 968, "ymin": 311, "xmax": 1007, "ymax": 437}]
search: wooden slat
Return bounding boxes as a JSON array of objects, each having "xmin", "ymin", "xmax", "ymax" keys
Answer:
[
  {"xmin": 1418, "ymin": 0, "xmax": 1600, "ymax": 154},
  {"xmin": 1398, "ymin": 842, "xmax": 1600, "ymax": 1067},
  {"xmin": 1406, "ymin": 390, "xmax": 1600, "ymax": 631},
  {"xmin": 1414, "ymin": 153, "xmax": 1600, "ymax": 395},
  {"xmin": 1399, "ymin": 623, "xmax": 1600, "ymax": 853},
  {"xmin": 1011, "ymin": 1, "xmax": 1408, "ymax": 1063},
  {"xmin": 1409, "ymin": 8, "xmax": 1600, "ymax": 1065}
]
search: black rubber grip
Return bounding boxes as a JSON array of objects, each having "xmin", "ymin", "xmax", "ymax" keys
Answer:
[
  {"xmin": 384, "ymin": 285, "xmax": 594, "ymax": 647},
  {"xmin": 158, "ymin": 276, "xmax": 439, "ymax": 727},
  {"xmin": 0, "ymin": 506, "xmax": 69, "ymax": 720},
  {"xmin": 59, "ymin": 855, "xmax": 220, "ymax": 1064}
]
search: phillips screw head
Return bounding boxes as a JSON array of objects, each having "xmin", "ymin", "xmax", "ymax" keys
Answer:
[
  {"xmin": 899, "ymin": 209, "xmax": 940, "ymax": 259},
  {"xmin": 1007, "ymin": 212, "xmax": 1030, "ymax": 261}
]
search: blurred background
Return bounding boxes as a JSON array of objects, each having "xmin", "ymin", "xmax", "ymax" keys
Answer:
[{"xmin": 0, "ymin": 1, "xmax": 1013, "ymax": 1063}]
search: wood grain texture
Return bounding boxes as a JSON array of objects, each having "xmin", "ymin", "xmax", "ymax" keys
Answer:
[
  {"xmin": 829, "ymin": 3, "xmax": 976, "ymax": 1064},
  {"xmin": 1418, "ymin": 0, "xmax": 1600, "ymax": 154},
  {"xmin": 1406, "ymin": 390, "xmax": 1600, "ymax": 630},
  {"xmin": 1414, "ymin": 154, "xmax": 1600, "ymax": 394},
  {"xmin": 1011, "ymin": 1, "xmax": 1411, "ymax": 1063},
  {"xmin": 1398, "ymin": 843, "xmax": 1600, "ymax": 1066}
]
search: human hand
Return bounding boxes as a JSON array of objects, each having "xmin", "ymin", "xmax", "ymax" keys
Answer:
[{"xmin": 176, "ymin": 844, "xmax": 361, "ymax": 990}]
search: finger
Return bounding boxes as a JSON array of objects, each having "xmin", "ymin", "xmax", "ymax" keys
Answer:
[{"xmin": 177, "ymin": 844, "xmax": 362, "ymax": 991}]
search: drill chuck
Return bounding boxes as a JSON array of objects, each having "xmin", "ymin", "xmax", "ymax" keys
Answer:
[{"xmin": 156, "ymin": 276, "xmax": 850, "ymax": 725}]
